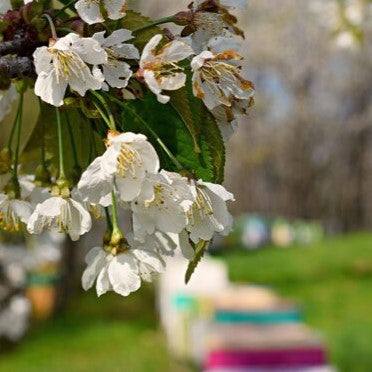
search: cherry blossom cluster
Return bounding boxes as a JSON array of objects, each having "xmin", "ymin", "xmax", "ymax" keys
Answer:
[{"xmin": 0, "ymin": 0, "xmax": 254, "ymax": 297}]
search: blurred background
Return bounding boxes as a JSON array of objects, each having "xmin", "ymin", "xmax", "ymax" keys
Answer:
[{"xmin": 0, "ymin": 0, "xmax": 371, "ymax": 371}]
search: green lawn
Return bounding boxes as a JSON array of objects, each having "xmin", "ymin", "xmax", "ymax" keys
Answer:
[
  {"xmin": 222, "ymin": 232, "xmax": 372, "ymax": 372},
  {"xmin": 0, "ymin": 286, "xmax": 191, "ymax": 372},
  {"xmin": 0, "ymin": 233, "xmax": 372, "ymax": 371}
]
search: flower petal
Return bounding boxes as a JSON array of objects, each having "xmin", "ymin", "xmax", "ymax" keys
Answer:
[
  {"xmin": 82, "ymin": 247, "xmax": 107, "ymax": 291},
  {"xmin": 108, "ymin": 253, "xmax": 141, "ymax": 296}
]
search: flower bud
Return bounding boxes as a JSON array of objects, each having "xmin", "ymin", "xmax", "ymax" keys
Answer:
[
  {"xmin": 55, "ymin": 177, "xmax": 71, "ymax": 198},
  {"xmin": 63, "ymin": 97, "xmax": 81, "ymax": 108},
  {"xmin": 15, "ymin": 79, "xmax": 28, "ymax": 94},
  {"xmin": 110, "ymin": 229, "xmax": 124, "ymax": 248},
  {"xmin": 110, "ymin": 230, "xmax": 130, "ymax": 255}
]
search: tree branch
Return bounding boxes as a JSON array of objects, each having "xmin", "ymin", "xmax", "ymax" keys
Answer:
[
  {"xmin": 0, "ymin": 56, "xmax": 35, "ymax": 78},
  {"xmin": 0, "ymin": 38, "xmax": 40, "ymax": 57}
]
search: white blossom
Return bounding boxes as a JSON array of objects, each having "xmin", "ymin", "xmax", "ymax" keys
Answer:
[
  {"xmin": 27, "ymin": 196, "xmax": 92, "ymax": 241},
  {"xmin": 186, "ymin": 180, "xmax": 234, "ymax": 243},
  {"xmin": 138, "ymin": 34, "xmax": 194, "ymax": 104},
  {"xmin": 191, "ymin": 49, "xmax": 254, "ymax": 111},
  {"xmin": 75, "ymin": 0, "xmax": 127, "ymax": 25},
  {"xmin": 16, "ymin": 175, "xmax": 51, "ymax": 207},
  {"xmin": 182, "ymin": 1, "xmax": 246, "ymax": 53},
  {"xmin": 131, "ymin": 170, "xmax": 195, "ymax": 242},
  {"xmin": 211, "ymin": 97, "xmax": 253, "ymax": 141},
  {"xmin": 0, "ymin": 86, "xmax": 17, "ymax": 122},
  {"xmin": 93, "ymin": 29, "xmax": 139, "ymax": 90},
  {"xmin": 78, "ymin": 131, "xmax": 159, "ymax": 204},
  {"xmin": 33, "ymin": 33, "xmax": 107, "ymax": 107},
  {"xmin": 134, "ymin": 230, "xmax": 194, "ymax": 260},
  {"xmin": 0, "ymin": 194, "xmax": 33, "ymax": 232},
  {"xmin": 82, "ymin": 245, "xmax": 164, "ymax": 297}
]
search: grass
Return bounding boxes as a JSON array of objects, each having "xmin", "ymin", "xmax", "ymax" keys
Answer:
[
  {"xmin": 0, "ymin": 286, "xmax": 191, "ymax": 372},
  {"xmin": 0, "ymin": 233, "xmax": 372, "ymax": 371},
  {"xmin": 220, "ymin": 232, "xmax": 372, "ymax": 372}
]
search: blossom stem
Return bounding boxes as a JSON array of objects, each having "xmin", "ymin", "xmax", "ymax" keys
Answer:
[
  {"xmin": 110, "ymin": 191, "xmax": 122, "ymax": 239},
  {"xmin": 103, "ymin": 92, "xmax": 184, "ymax": 171},
  {"xmin": 43, "ymin": 14, "xmax": 58, "ymax": 40},
  {"xmin": 132, "ymin": 16, "xmax": 176, "ymax": 33},
  {"xmin": 64, "ymin": 112, "xmax": 79, "ymax": 169},
  {"xmin": 12, "ymin": 93, "xmax": 24, "ymax": 181},
  {"xmin": 104, "ymin": 207, "xmax": 113, "ymax": 232},
  {"xmin": 54, "ymin": 0, "xmax": 78, "ymax": 19},
  {"xmin": 55, "ymin": 26, "xmax": 75, "ymax": 35},
  {"xmin": 90, "ymin": 91, "xmax": 116, "ymax": 131},
  {"xmin": 91, "ymin": 100, "xmax": 112, "ymax": 129},
  {"xmin": 38, "ymin": 99, "xmax": 48, "ymax": 170},
  {"xmin": 6, "ymin": 97, "xmax": 22, "ymax": 151},
  {"xmin": 55, "ymin": 108, "xmax": 66, "ymax": 180}
]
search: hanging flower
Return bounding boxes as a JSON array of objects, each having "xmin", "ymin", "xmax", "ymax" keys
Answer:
[
  {"xmin": 0, "ymin": 86, "xmax": 17, "ymax": 122},
  {"xmin": 177, "ymin": 0, "xmax": 246, "ymax": 53},
  {"xmin": 186, "ymin": 180, "xmax": 234, "ymax": 243},
  {"xmin": 137, "ymin": 34, "xmax": 194, "ymax": 103},
  {"xmin": 133, "ymin": 230, "xmax": 195, "ymax": 260},
  {"xmin": 33, "ymin": 33, "xmax": 107, "ymax": 107},
  {"xmin": 131, "ymin": 170, "xmax": 195, "ymax": 242},
  {"xmin": 191, "ymin": 49, "xmax": 254, "ymax": 111},
  {"xmin": 92, "ymin": 29, "xmax": 139, "ymax": 90},
  {"xmin": 75, "ymin": 0, "xmax": 127, "ymax": 25},
  {"xmin": 0, "ymin": 193, "xmax": 33, "ymax": 232},
  {"xmin": 211, "ymin": 97, "xmax": 254, "ymax": 141},
  {"xmin": 78, "ymin": 131, "xmax": 160, "ymax": 204},
  {"xmin": 82, "ymin": 244, "xmax": 164, "ymax": 297},
  {"xmin": 27, "ymin": 196, "xmax": 92, "ymax": 241}
]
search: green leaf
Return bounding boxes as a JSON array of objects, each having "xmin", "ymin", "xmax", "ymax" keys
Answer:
[
  {"xmin": 169, "ymin": 70, "xmax": 226, "ymax": 183},
  {"xmin": 185, "ymin": 240, "xmax": 210, "ymax": 284},
  {"xmin": 121, "ymin": 11, "xmax": 165, "ymax": 52},
  {"xmin": 202, "ymin": 109, "xmax": 226, "ymax": 184},
  {"xmin": 121, "ymin": 93, "xmax": 220, "ymax": 181},
  {"xmin": 22, "ymin": 107, "xmax": 102, "ymax": 180},
  {"xmin": 169, "ymin": 87, "xmax": 202, "ymax": 154}
]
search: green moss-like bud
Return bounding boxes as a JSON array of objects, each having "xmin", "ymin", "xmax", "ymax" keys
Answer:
[
  {"xmin": 60, "ymin": 186, "xmax": 70, "ymax": 199},
  {"xmin": 56, "ymin": 177, "xmax": 69, "ymax": 190},
  {"xmin": 63, "ymin": 97, "xmax": 81, "ymax": 108},
  {"xmin": 15, "ymin": 79, "xmax": 28, "ymax": 94},
  {"xmin": 50, "ymin": 185, "xmax": 60, "ymax": 197},
  {"xmin": 109, "ymin": 230, "xmax": 130, "ymax": 255}
]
